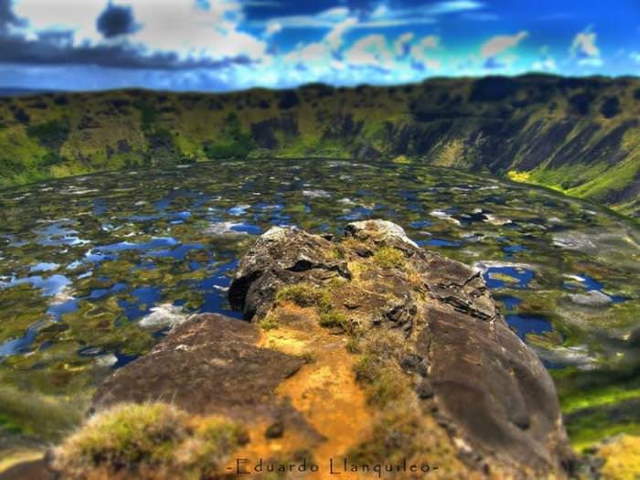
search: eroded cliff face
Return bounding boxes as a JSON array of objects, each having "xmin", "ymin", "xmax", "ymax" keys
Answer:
[
  {"xmin": 42, "ymin": 220, "xmax": 578, "ymax": 479},
  {"xmin": 2, "ymin": 75, "xmax": 640, "ymax": 216}
]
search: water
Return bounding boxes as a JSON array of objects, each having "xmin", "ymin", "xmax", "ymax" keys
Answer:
[{"xmin": 0, "ymin": 158, "xmax": 639, "ymax": 401}]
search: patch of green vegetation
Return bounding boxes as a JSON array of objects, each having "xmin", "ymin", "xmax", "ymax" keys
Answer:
[
  {"xmin": 0, "ymin": 77, "xmax": 639, "ymax": 216},
  {"xmin": 0, "ymin": 284, "xmax": 49, "ymax": 343},
  {"xmin": 27, "ymin": 118, "xmax": 70, "ymax": 150},
  {"xmin": 318, "ymin": 311, "xmax": 349, "ymax": 331},
  {"xmin": 353, "ymin": 332, "xmax": 409, "ymax": 408},
  {"xmin": 371, "ymin": 247, "xmax": 405, "ymax": 269},
  {"xmin": 274, "ymin": 282, "xmax": 352, "ymax": 331},
  {"xmin": 52, "ymin": 402, "xmax": 247, "ymax": 479},
  {"xmin": 348, "ymin": 335, "xmax": 461, "ymax": 472},
  {"xmin": 203, "ymin": 112, "xmax": 254, "ymax": 159},
  {"xmin": 330, "ymin": 246, "xmax": 345, "ymax": 260},
  {"xmin": 355, "ymin": 360, "xmax": 406, "ymax": 407},
  {"xmin": 259, "ymin": 314, "xmax": 279, "ymax": 331},
  {"xmin": 55, "ymin": 298, "xmax": 155, "ymax": 356},
  {"xmin": 0, "ymin": 384, "xmax": 86, "ymax": 442},
  {"xmin": 275, "ymin": 283, "xmax": 332, "ymax": 313},
  {"xmin": 133, "ymin": 100, "xmax": 159, "ymax": 132},
  {"xmin": 553, "ymin": 367, "xmax": 640, "ymax": 450},
  {"xmin": 566, "ymin": 410, "xmax": 640, "ymax": 452},
  {"xmin": 562, "ymin": 385, "xmax": 640, "ymax": 415}
]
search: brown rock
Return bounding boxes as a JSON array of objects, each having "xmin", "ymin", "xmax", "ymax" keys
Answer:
[{"xmin": 58, "ymin": 220, "xmax": 575, "ymax": 479}]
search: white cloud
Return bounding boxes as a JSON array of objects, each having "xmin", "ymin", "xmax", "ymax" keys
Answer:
[
  {"xmin": 265, "ymin": 21, "xmax": 282, "ymax": 37},
  {"xmin": 318, "ymin": 7, "xmax": 350, "ymax": 22},
  {"xmin": 258, "ymin": 0, "xmax": 485, "ymax": 32},
  {"xmin": 410, "ymin": 35, "xmax": 442, "ymax": 70},
  {"xmin": 571, "ymin": 31, "xmax": 599, "ymax": 57},
  {"xmin": 262, "ymin": 6, "xmax": 352, "ymax": 29},
  {"xmin": 284, "ymin": 16, "xmax": 357, "ymax": 66},
  {"xmin": 13, "ymin": 0, "xmax": 269, "ymax": 63},
  {"xmin": 394, "ymin": 32, "xmax": 414, "ymax": 56},
  {"xmin": 355, "ymin": 17, "xmax": 436, "ymax": 28},
  {"xmin": 419, "ymin": 35, "xmax": 440, "ymax": 49},
  {"xmin": 289, "ymin": 42, "xmax": 330, "ymax": 63},
  {"xmin": 130, "ymin": 0, "xmax": 267, "ymax": 61},
  {"xmin": 630, "ymin": 51, "xmax": 640, "ymax": 64},
  {"xmin": 570, "ymin": 29, "xmax": 604, "ymax": 67},
  {"xmin": 344, "ymin": 34, "xmax": 394, "ymax": 68},
  {"xmin": 533, "ymin": 58, "xmax": 557, "ymax": 70},
  {"xmin": 424, "ymin": 0, "xmax": 484, "ymax": 15},
  {"xmin": 532, "ymin": 46, "xmax": 557, "ymax": 71},
  {"xmin": 371, "ymin": 5, "xmax": 390, "ymax": 19},
  {"xmin": 326, "ymin": 17, "xmax": 358, "ymax": 50},
  {"xmin": 14, "ymin": 0, "xmax": 104, "ymax": 43},
  {"xmin": 481, "ymin": 31, "xmax": 528, "ymax": 57},
  {"xmin": 577, "ymin": 57, "xmax": 603, "ymax": 67}
]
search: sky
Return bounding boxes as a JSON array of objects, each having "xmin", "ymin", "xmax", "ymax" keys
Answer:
[{"xmin": 0, "ymin": 0, "xmax": 639, "ymax": 92}]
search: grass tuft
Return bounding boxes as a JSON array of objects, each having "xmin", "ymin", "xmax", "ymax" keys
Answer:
[
  {"xmin": 258, "ymin": 314, "xmax": 280, "ymax": 331},
  {"xmin": 318, "ymin": 311, "xmax": 349, "ymax": 331},
  {"xmin": 52, "ymin": 402, "xmax": 247, "ymax": 480},
  {"xmin": 372, "ymin": 247, "xmax": 405, "ymax": 269},
  {"xmin": 275, "ymin": 284, "xmax": 332, "ymax": 313}
]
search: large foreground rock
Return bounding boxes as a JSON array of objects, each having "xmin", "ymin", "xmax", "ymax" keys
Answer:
[{"xmin": 53, "ymin": 220, "xmax": 576, "ymax": 479}]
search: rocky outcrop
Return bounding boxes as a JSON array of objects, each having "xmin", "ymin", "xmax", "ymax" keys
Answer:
[{"xmin": 51, "ymin": 220, "xmax": 576, "ymax": 479}]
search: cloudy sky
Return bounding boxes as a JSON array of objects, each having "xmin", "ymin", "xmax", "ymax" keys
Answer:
[{"xmin": 1, "ymin": 0, "xmax": 639, "ymax": 91}]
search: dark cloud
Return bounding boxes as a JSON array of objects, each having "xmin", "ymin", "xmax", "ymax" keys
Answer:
[
  {"xmin": 0, "ymin": 0, "xmax": 254, "ymax": 71},
  {"xmin": 0, "ymin": 0, "xmax": 25, "ymax": 33},
  {"xmin": 96, "ymin": 3, "xmax": 140, "ymax": 38},
  {"xmin": 0, "ymin": 33, "xmax": 256, "ymax": 70}
]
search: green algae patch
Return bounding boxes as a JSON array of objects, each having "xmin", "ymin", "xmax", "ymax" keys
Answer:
[
  {"xmin": 566, "ymin": 409, "xmax": 640, "ymax": 452},
  {"xmin": 555, "ymin": 367, "xmax": 640, "ymax": 451},
  {"xmin": 562, "ymin": 384, "xmax": 640, "ymax": 415},
  {"xmin": 59, "ymin": 299, "xmax": 155, "ymax": 356},
  {"xmin": 0, "ymin": 284, "xmax": 49, "ymax": 343}
]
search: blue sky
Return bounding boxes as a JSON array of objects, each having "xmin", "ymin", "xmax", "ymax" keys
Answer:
[{"xmin": 0, "ymin": 0, "xmax": 639, "ymax": 91}]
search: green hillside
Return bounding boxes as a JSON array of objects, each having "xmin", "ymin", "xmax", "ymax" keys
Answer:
[{"xmin": 1, "ymin": 74, "xmax": 639, "ymax": 216}]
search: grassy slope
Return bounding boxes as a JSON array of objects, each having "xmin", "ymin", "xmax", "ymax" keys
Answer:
[{"xmin": 1, "ymin": 74, "xmax": 639, "ymax": 216}]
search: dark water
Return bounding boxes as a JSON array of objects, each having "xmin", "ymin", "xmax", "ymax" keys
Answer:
[{"xmin": 0, "ymin": 158, "xmax": 639, "ymax": 401}]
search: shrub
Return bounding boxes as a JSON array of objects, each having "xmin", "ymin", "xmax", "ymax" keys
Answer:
[
  {"xmin": 52, "ymin": 403, "xmax": 247, "ymax": 480},
  {"xmin": 318, "ymin": 311, "xmax": 349, "ymax": 330},
  {"xmin": 600, "ymin": 96, "xmax": 621, "ymax": 118},
  {"xmin": 354, "ymin": 355, "xmax": 406, "ymax": 407},
  {"xmin": 27, "ymin": 119, "xmax": 70, "ymax": 150},
  {"xmin": 568, "ymin": 92, "xmax": 594, "ymax": 115},
  {"xmin": 203, "ymin": 112, "xmax": 254, "ymax": 159},
  {"xmin": 277, "ymin": 90, "xmax": 299, "ymax": 109},
  {"xmin": 469, "ymin": 76, "xmax": 518, "ymax": 102}
]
